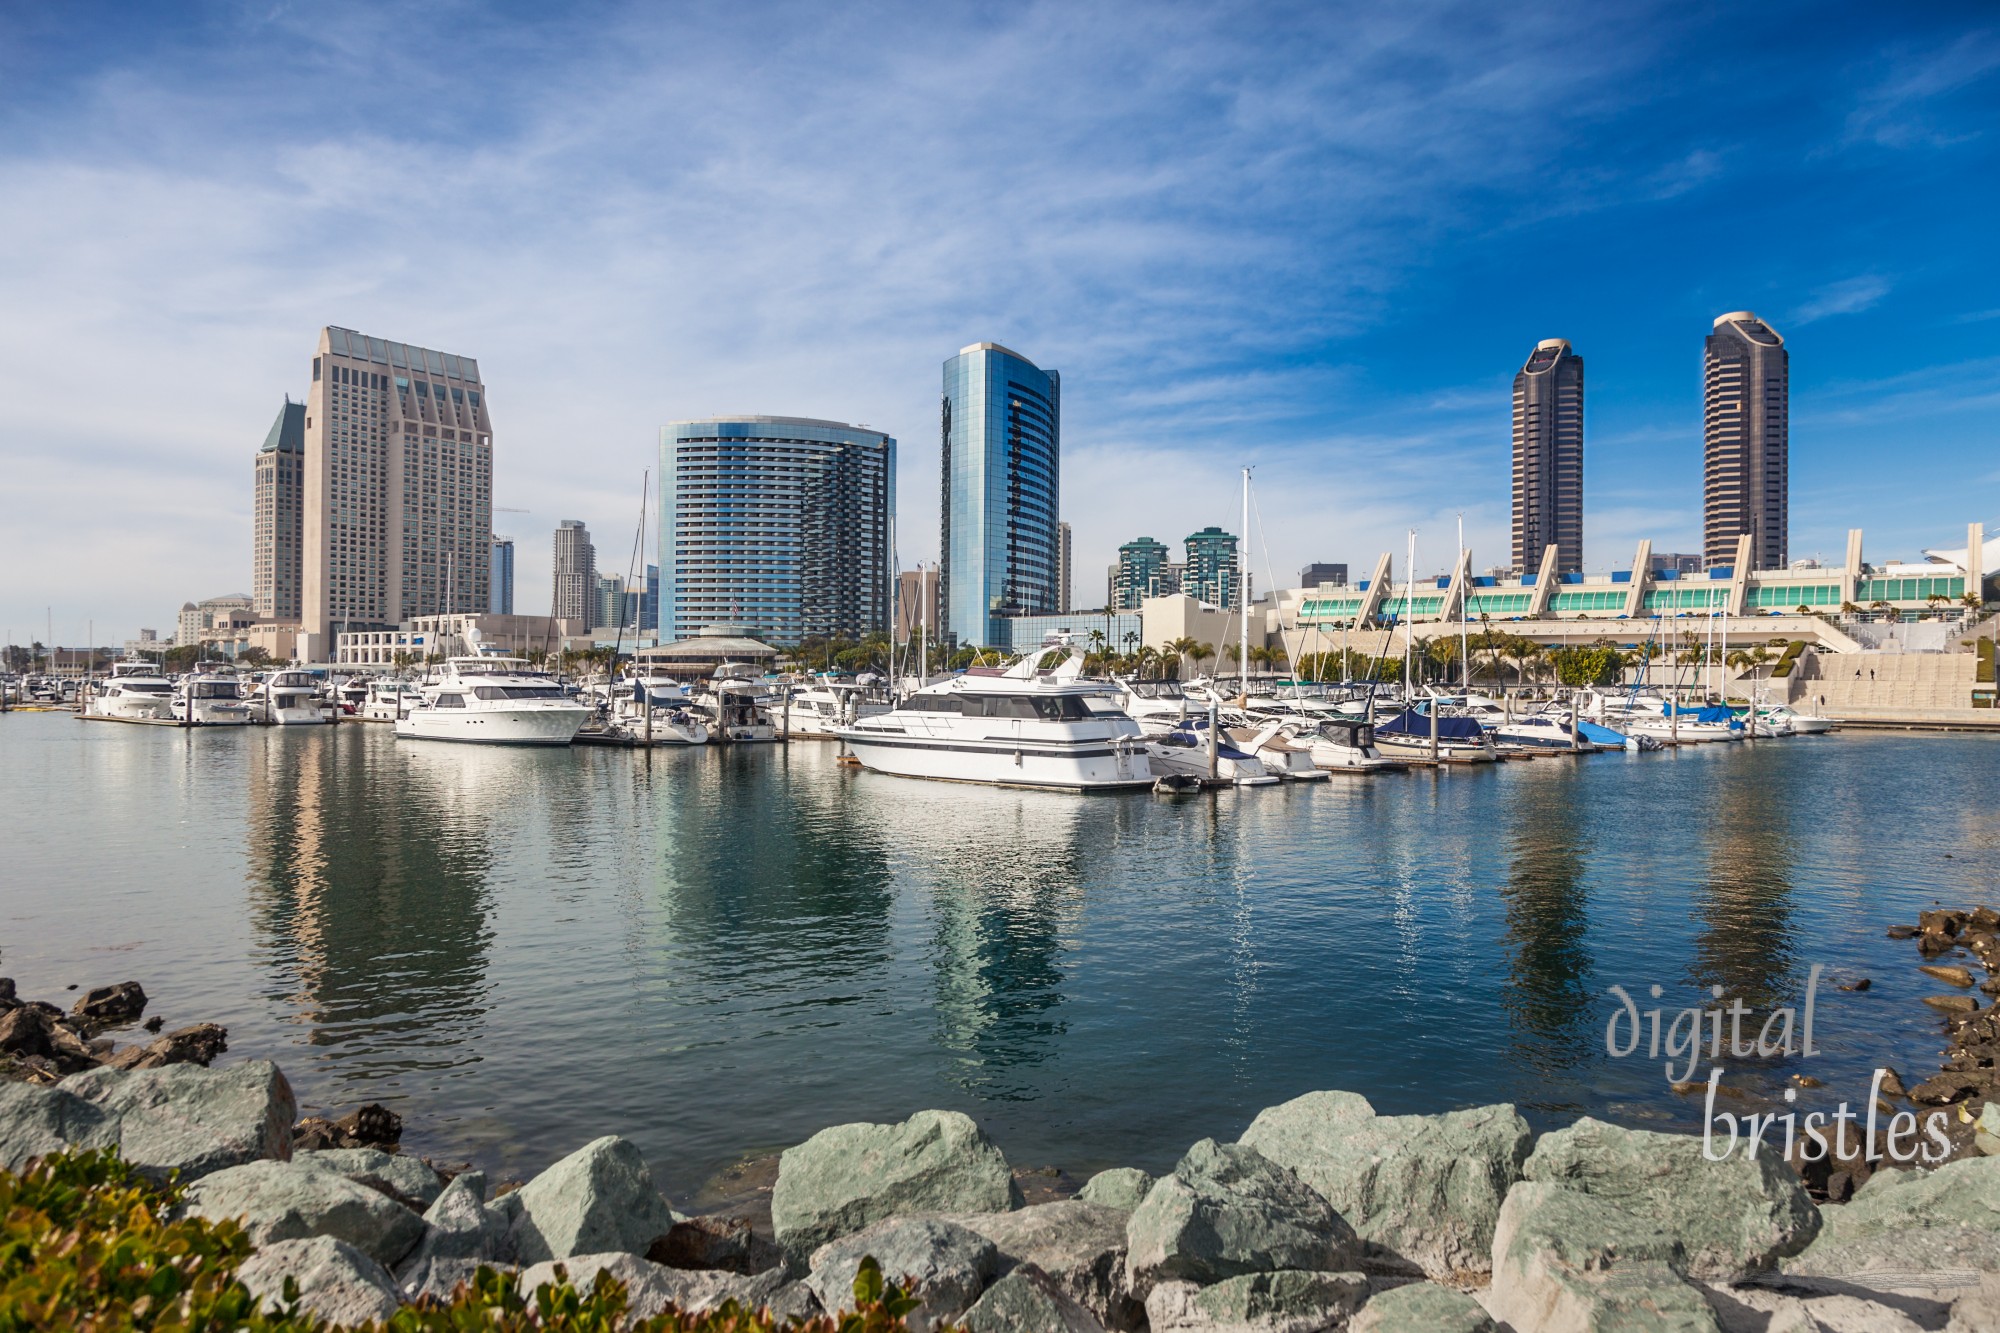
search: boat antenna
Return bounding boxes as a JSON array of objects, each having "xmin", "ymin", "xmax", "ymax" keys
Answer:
[{"xmin": 1239, "ymin": 466, "xmax": 1252, "ymax": 704}]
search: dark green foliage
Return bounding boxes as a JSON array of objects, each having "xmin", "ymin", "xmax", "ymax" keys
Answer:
[
  {"xmin": 1547, "ymin": 645, "xmax": 1624, "ymax": 687},
  {"xmin": 1770, "ymin": 640, "xmax": 1807, "ymax": 678}
]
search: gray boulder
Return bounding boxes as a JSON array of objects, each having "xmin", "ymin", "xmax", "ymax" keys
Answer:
[
  {"xmin": 62, "ymin": 1060, "xmax": 294, "ymax": 1182},
  {"xmin": 1239, "ymin": 1090, "xmax": 1529, "ymax": 1280},
  {"xmin": 1525, "ymin": 1115, "xmax": 1819, "ymax": 1280},
  {"xmin": 296, "ymin": 1147, "xmax": 443, "ymax": 1208},
  {"xmin": 1125, "ymin": 1139, "xmax": 1360, "ymax": 1295},
  {"xmin": 400, "ymin": 1170, "xmax": 515, "ymax": 1270},
  {"xmin": 181, "ymin": 1159, "xmax": 426, "ymax": 1268},
  {"xmin": 945, "ymin": 1199, "xmax": 1137, "ymax": 1330},
  {"xmin": 401, "ymin": 1255, "xmax": 515, "ymax": 1304},
  {"xmin": 962, "ymin": 1264, "xmax": 1106, "ymax": 1333},
  {"xmin": 1078, "ymin": 1168, "xmax": 1156, "ymax": 1213},
  {"xmin": 509, "ymin": 1136, "xmax": 682, "ymax": 1264},
  {"xmin": 807, "ymin": 1217, "xmax": 1000, "ymax": 1332},
  {"xmin": 236, "ymin": 1235, "xmax": 403, "ymax": 1325},
  {"xmin": 0, "ymin": 1081, "xmax": 122, "ymax": 1171},
  {"xmin": 1785, "ymin": 1157, "xmax": 2000, "ymax": 1294},
  {"xmin": 1145, "ymin": 1270, "xmax": 1368, "ymax": 1333},
  {"xmin": 1351, "ymin": 1282, "xmax": 1495, "ymax": 1333},
  {"xmin": 518, "ymin": 1252, "xmax": 686, "ymax": 1320},
  {"xmin": 1488, "ymin": 1181, "xmax": 1719, "ymax": 1333},
  {"xmin": 772, "ymin": 1109, "xmax": 1019, "ymax": 1261}
]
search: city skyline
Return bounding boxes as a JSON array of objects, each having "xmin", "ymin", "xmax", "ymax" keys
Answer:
[{"xmin": 2, "ymin": 4, "xmax": 1997, "ymax": 643}]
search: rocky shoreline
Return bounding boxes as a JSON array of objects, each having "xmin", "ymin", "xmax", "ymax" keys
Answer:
[{"xmin": 9, "ymin": 964, "xmax": 2000, "ymax": 1331}]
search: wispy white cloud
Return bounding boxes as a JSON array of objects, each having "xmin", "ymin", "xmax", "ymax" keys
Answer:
[{"xmin": 1788, "ymin": 274, "xmax": 1893, "ymax": 326}]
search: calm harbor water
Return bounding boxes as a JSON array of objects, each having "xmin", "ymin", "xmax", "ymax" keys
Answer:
[{"xmin": 3, "ymin": 711, "xmax": 1996, "ymax": 1199}]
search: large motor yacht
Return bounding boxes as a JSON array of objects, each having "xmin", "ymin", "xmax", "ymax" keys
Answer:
[
  {"xmin": 783, "ymin": 677, "xmax": 891, "ymax": 740},
  {"xmin": 838, "ymin": 643, "xmax": 1153, "ymax": 791},
  {"xmin": 253, "ymin": 669, "xmax": 334, "ymax": 725},
  {"xmin": 395, "ymin": 657, "xmax": 592, "ymax": 745},
  {"xmin": 359, "ymin": 678, "xmax": 422, "ymax": 722},
  {"xmin": 85, "ymin": 660, "xmax": 177, "ymax": 721},
  {"xmin": 173, "ymin": 666, "xmax": 252, "ymax": 725},
  {"xmin": 700, "ymin": 664, "xmax": 780, "ymax": 742}
]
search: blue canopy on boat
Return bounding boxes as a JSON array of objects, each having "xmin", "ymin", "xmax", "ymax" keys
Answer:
[
  {"xmin": 1660, "ymin": 703, "xmax": 1738, "ymax": 724},
  {"xmin": 1575, "ymin": 719, "xmax": 1630, "ymax": 747},
  {"xmin": 1375, "ymin": 708, "xmax": 1485, "ymax": 741}
]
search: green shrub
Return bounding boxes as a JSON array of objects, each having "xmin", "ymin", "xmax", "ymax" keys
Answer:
[
  {"xmin": 1770, "ymin": 640, "xmax": 1807, "ymax": 678},
  {"xmin": 1977, "ymin": 638, "xmax": 1994, "ymax": 684},
  {"xmin": 0, "ymin": 1152, "xmax": 934, "ymax": 1333}
]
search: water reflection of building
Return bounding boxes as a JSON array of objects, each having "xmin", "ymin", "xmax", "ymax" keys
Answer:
[
  {"xmin": 1498, "ymin": 772, "xmax": 1594, "ymax": 1074},
  {"xmin": 1692, "ymin": 761, "xmax": 1798, "ymax": 1006},
  {"xmin": 244, "ymin": 728, "xmax": 497, "ymax": 1072},
  {"xmin": 878, "ymin": 787, "xmax": 1093, "ymax": 1099}
]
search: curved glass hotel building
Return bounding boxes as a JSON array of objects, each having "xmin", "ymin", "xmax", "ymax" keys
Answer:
[
  {"xmin": 658, "ymin": 416, "xmax": 895, "ymax": 645},
  {"xmin": 941, "ymin": 342, "xmax": 1061, "ymax": 648}
]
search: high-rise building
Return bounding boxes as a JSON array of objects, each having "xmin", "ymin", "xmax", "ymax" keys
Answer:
[
  {"xmin": 941, "ymin": 343, "xmax": 1059, "ymax": 647},
  {"xmin": 1300, "ymin": 562, "xmax": 1348, "ymax": 589},
  {"xmin": 300, "ymin": 327, "xmax": 493, "ymax": 659},
  {"xmin": 253, "ymin": 398, "xmax": 306, "ymax": 622},
  {"xmin": 1185, "ymin": 526, "xmax": 1241, "ymax": 608},
  {"xmin": 553, "ymin": 520, "xmax": 597, "ymax": 629},
  {"xmin": 1056, "ymin": 520, "xmax": 1073, "ymax": 614},
  {"xmin": 1512, "ymin": 337, "xmax": 1585, "ymax": 575},
  {"xmin": 596, "ymin": 574, "xmax": 630, "ymax": 632},
  {"xmin": 897, "ymin": 569, "xmax": 943, "ymax": 641},
  {"xmin": 641, "ymin": 564, "xmax": 659, "ymax": 633},
  {"xmin": 1116, "ymin": 537, "xmax": 1172, "ymax": 609},
  {"xmin": 1704, "ymin": 312, "xmax": 1789, "ymax": 571},
  {"xmin": 489, "ymin": 537, "xmax": 515, "ymax": 614},
  {"xmin": 660, "ymin": 416, "xmax": 893, "ymax": 644}
]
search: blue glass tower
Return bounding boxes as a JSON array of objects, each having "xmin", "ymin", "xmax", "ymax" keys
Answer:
[
  {"xmin": 658, "ymin": 416, "xmax": 895, "ymax": 645},
  {"xmin": 941, "ymin": 342, "xmax": 1060, "ymax": 648}
]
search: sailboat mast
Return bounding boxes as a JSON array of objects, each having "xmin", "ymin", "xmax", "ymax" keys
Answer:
[
  {"xmin": 1457, "ymin": 512, "xmax": 1469, "ymax": 692},
  {"xmin": 1403, "ymin": 529, "xmax": 1415, "ymax": 694},
  {"xmin": 1239, "ymin": 467, "xmax": 1250, "ymax": 700}
]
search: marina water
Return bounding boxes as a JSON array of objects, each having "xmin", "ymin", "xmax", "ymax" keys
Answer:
[{"xmin": 2, "ymin": 712, "xmax": 1993, "ymax": 1199}]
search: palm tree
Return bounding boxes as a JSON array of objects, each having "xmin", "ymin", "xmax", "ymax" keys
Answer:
[
  {"xmin": 1839, "ymin": 601, "xmax": 1860, "ymax": 619},
  {"xmin": 1192, "ymin": 641, "xmax": 1216, "ymax": 676}
]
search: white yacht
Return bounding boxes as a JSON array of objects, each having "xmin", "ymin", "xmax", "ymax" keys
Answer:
[
  {"xmin": 1758, "ymin": 703, "xmax": 1835, "ymax": 736},
  {"xmin": 359, "ymin": 678, "xmax": 422, "ymax": 722},
  {"xmin": 594, "ymin": 670, "xmax": 710, "ymax": 745},
  {"xmin": 173, "ymin": 668, "xmax": 251, "ymax": 725},
  {"xmin": 1117, "ymin": 679, "xmax": 1199, "ymax": 736},
  {"xmin": 702, "ymin": 665, "xmax": 780, "ymax": 742},
  {"xmin": 1216, "ymin": 713, "xmax": 1329, "ymax": 781},
  {"xmin": 1307, "ymin": 717, "xmax": 1399, "ymax": 772},
  {"xmin": 84, "ymin": 660, "xmax": 177, "ymax": 721},
  {"xmin": 395, "ymin": 657, "xmax": 591, "ymax": 745},
  {"xmin": 253, "ymin": 669, "xmax": 334, "ymax": 725},
  {"xmin": 1143, "ymin": 721, "xmax": 1281, "ymax": 786},
  {"xmin": 783, "ymin": 679, "xmax": 890, "ymax": 740},
  {"xmin": 1492, "ymin": 712, "xmax": 1590, "ymax": 751},
  {"xmin": 838, "ymin": 644, "xmax": 1153, "ymax": 791}
]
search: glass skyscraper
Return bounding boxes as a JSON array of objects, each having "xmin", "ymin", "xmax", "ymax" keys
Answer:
[
  {"xmin": 941, "ymin": 342, "xmax": 1060, "ymax": 647},
  {"xmin": 1704, "ymin": 312, "xmax": 1788, "ymax": 571},
  {"xmin": 659, "ymin": 416, "xmax": 895, "ymax": 645}
]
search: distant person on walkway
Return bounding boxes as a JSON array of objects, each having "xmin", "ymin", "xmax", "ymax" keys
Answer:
[{"xmin": 1870, "ymin": 668, "xmax": 1876, "ymax": 681}]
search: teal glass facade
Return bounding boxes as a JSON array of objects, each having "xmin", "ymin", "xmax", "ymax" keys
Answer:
[
  {"xmin": 941, "ymin": 343, "xmax": 1060, "ymax": 647},
  {"xmin": 659, "ymin": 416, "xmax": 895, "ymax": 645}
]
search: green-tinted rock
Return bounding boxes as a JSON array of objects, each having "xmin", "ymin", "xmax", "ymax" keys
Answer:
[
  {"xmin": 62, "ymin": 1060, "xmax": 295, "ymax": 1182},
  {"xmin": 1524, "ymin": 1116, "xmax": 1818, "ymax": 1280},
  {"xmin": 0, "ymin": 1081, "xmax": 122, "ymax": 1172},
  {"xmin": 1351, "ymin": 1281, "xmax": 1494, "ymax": 1333},
  {"xmin": 805, "ymin": 1216, "xmax": 998, "ymax": 1331},
  {"xmin": 237, "ymin": 1236, "xmax": 403, "ymax": 1325},
  {"xmin": 942, "ymin": 1199, "xmax": 1136, "ymax": 1331},
  {"xmin": 1145, "ymin": 1270, "xmax": 1366, "ymax": 1332},
  {"xmin": 960, "ymin": 1264, "xmax": 1106, "ymax": 1333},
  {"xmin": 296, "ymin": 1147, "xmax": 443, "ymax": 1208},
  {"xmin": 181, "ymin": 1159, "xmax": 426, "ymax": 1268},
  {"xmin": 509, "ymin": 1136, "xmax": 682, "ymax": 1264},
  {"xmin": 1078, "ymin": 1168, "xmax": 1155, "ymax": 1212},
  {"xmin": 1489, "ymin": 1182, "xmax": 1719, "ymax": 1333},
  {"xmin": 1784, "ymin": 1155, "xmax": 2000, "ymax": 1289},
  {"xmin": 1124, "ymin": 1139, "xmax": 1359, "ymax": 1294},
  {"xmin": 771, "ymin": 1110, "xmax": 1018, "ymax": 1261},
  {"xmin": 1239, "ymin": 1090, "xmax": 1529, "ymax": 1279}
]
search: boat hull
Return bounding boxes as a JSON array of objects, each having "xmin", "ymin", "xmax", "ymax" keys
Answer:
[
  {"xmin": 395, "ymin": 706, "xmax": 589, "ymax": 745},
  {"xmin": 839, "ymin": 732, "xmax": 1154, "ymax": 791},
  {"xmin": 87, "ymin": 695, "xmax": 174, "ymax": 721}
]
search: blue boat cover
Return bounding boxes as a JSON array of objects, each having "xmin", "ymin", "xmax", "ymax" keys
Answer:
[
  {"xmin": 1576, "ymin": 719, "xmax": 1630, "ymax": 746},
  {"xmin": 1376, "ymin": 708, "xmax": 1485, "ymax": 740}
]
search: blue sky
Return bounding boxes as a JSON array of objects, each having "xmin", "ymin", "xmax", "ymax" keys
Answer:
[{"xmin": 1, "ymin": 1, "xmax": 1996, "ymax": 642}]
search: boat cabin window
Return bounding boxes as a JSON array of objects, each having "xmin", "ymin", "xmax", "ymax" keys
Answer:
[
  {"xmin": 472, "ymin": 685, "xmax": 563, "ymax": 700},
  {"xmin": 435, "ymin": 694, "xmax": 466, "ymax": 709},
  {"xmin": 905, "ymin": 693, "xmax": 1094, "ymax": 719},
  {"xmin": 123, "ymin": 682, "xmax": 172, "ymax": 694},
  {"xmin": 190, "ymin": 682, "xmax": 238, "ymax": 698}
]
